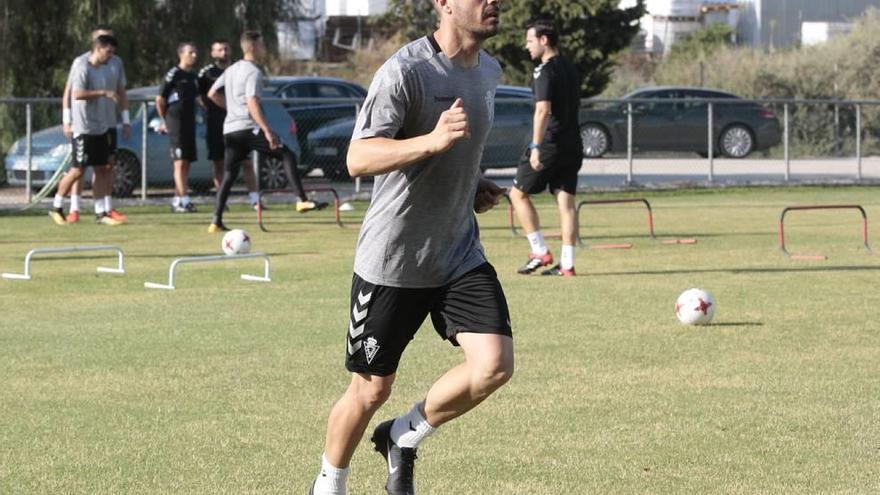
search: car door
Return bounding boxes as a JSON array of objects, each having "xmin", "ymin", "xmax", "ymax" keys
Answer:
[
  {"xmin": 483, "ymin": 89, "xmax": 533, "ymax": 168},
  {"xmin": 674, "ymin": 90, "xmax": 712, "ymax": 150},
  {"xmin": 632, "ymin": 90, "xmax": 679, "ymax": 150}
]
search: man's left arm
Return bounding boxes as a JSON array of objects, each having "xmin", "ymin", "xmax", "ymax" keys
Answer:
[
  {"xmin": 530, "ymin": 101, "xmax": 551, "ymax": 171},
  {"xmin": 474, "ymin": 174, "xmax": 507, "ymax": 214},
  {"xmin": 117, "ymin": 58, "xmax": 131, "ymax": 139}
]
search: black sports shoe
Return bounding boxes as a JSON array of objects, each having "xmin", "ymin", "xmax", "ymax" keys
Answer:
[
  {"xmin": 517, "ymin": 252, "xmax": 553, "ymax": 275},
  {"xmin": 371, "ymin": 419, "xmax": 418, "ymax": 495},
  {"xmin": 540, "ymin": 264, "xmax": 576, "ymax": 277}
]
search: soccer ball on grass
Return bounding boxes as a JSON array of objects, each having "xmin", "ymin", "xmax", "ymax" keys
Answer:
[
  {"xmin": 675, "ymin": 288, "xmax": 716, "ymax": 325},
  {"xmin": 222, "ymin": 229, "xmax": 252, "ymax": 256}
]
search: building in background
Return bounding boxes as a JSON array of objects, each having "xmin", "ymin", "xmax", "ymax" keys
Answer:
[
  {"xmin": 621, "ymin": 0, "xmax": 880, "ymax": 55},
  {"xmin": 278, "ymin": 0, "xmax": 388, "ymax": 61}
]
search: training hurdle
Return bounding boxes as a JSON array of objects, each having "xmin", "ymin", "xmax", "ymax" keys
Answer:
[
  {"xmin": 256, "ymin": 187, "xmax": 342, "ymax": 232},
  {"xmin": 144, "ymin": 253, "xmax": 271, "ymax": 290},
  {"xmin": 779, "ymin": 205, "xmax": 871, "ymax": 260},
  {"xmin": 3, "ymin": 245, "xmax": 125, "ymax": 281}
]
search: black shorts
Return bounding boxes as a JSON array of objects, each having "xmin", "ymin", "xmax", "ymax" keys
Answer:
[
  {"xmin": 345, "ymin": 263, "xmax": 513, "ymax": 376},
  {"xmin": 166, "ymin": 117, "xmax": 197, "ymax": 162},
  {"xmin": 205, "ymin": 118, "xmax": 225, "ymax": 161},
  {"xmin": 107, "ymin": 128, "xmax": 117, "ymax": 157},
  {"xmin": 223, "ymin": 128, "xmax": 291, "ymax": 170},
  {"xmin": 514, "ymin": 141, "xmax": 582, "ymax": 195},
  {"xmin": 72, "ymin": 131, "xmax": 112, "ymax": 168}
]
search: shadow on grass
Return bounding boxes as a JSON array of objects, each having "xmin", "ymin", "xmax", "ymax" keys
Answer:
[
  {"xmin": 591, "ymin": 265, "xmax": 880, "ymax": 276},
  {"xmin": 707, "ymin": 321, "xmax": 764, "ymax": 327}
]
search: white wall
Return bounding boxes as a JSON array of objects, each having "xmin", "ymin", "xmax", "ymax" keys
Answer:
[{"xmin": 325, "ymin": 0, "xmax": 388, "ymax": 17}]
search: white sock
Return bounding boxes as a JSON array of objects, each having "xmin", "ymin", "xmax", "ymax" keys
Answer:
[
  {"xmin": 53, "ymin": 194, "xmax": 64, "ymax": 209},
  {"xmin": 390, "ymin": 402, "xmax": 436, "ymax": 449},
  {"xmin": 312, "ymin": 453, "xmax": 349, "ymax": 495},
  {"xmin": 172, "ymin": 196, "xmax": 181, "ymax": 207},
  {"xmin": 561, "ymin": 245, "xmax": 576, "ymax": 270},
  {"xmin": 94, "ymin": 199, "xmax": 105, "ymax": 215},
  {"xmin": 104, "ymin": 196, "xmax": 112, "ymax": 212},
  {"xmin": 70, "ymin": 194, "xmax": 80, "ymax": 212},
  {"xmin": 182, "ymin": 195, "xmax": 191, "ymax": 206},
  {"xmin": 526, "ymin": 231, "xmax": 548, "ymax": 256},
  {"xmin": 248, "ymin": 192, "xmax": 259, "ymax": 205}
]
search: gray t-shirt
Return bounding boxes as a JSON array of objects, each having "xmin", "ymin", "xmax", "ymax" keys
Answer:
[
  {"xmin": 68, "ymin": 52, "xmax": 126, "ymax": 135},
  {"xmin": 209, "ymin": 60, "xmax": 262, "ymax": 135},
  {"xmin": 352, "ymin": 36, "xmax": 502, "ymax": 288}
]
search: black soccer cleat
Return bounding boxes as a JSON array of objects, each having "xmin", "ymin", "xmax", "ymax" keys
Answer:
[
  {"xmin": 517, "ymin": 251, "xmax": 553, "ymax": 275},
  {"xmin": 371, "ymin": 419, "xmax": 418, "ymax": 495}
]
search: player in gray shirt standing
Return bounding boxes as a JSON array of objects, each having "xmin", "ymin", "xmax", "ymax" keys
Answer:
[
  {"xmin": 309, "ymin": 0, "xmax": 509, "ymax": 493},
  {"xmin": 50, "ymin": 35, "xmax": 127, "ymax": 226},
  {"xmin": 207, "ymin": 31, "xmax": 323, "ymax": 232}
]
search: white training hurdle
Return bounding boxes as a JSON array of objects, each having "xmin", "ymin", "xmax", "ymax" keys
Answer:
[
  {"xmin": 2, "ymin": 245, "xmax": 126, "ymax": 281},
  {"xmin": 144, "ymin": 252, "xmax": 271, "ymax": 290}
]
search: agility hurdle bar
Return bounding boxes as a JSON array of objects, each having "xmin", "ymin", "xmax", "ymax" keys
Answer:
[
  {"xmin": 3, "ymin": 245, "xmax": 125, "ymax": 281},
  {"xmin": 144, "ymin": 252, "xmax": 271, "ymax": 290},
  {"xmin": 256, "ymin": 187, "xmax": 342, "ymax": 232},
  {"xmin": 779, "ymin": 205, "xmax": 871, "ymax": 259},
  {"xmin": 576, "ymin": 199, "xmax": 656, "ymax": 247}
]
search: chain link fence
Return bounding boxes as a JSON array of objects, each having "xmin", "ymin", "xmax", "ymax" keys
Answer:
[{"xmin": 2, "ymin": 95, "xmax": 879, "ymax": 210}]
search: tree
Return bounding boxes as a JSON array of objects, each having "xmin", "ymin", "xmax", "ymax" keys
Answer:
[
  {"xmin": 0, "ymin": 0, "xmax": 298, "ymax": 165},
  {"xmin": 484, "ymin": 0, "xmax": 646, "ymax": 97}
]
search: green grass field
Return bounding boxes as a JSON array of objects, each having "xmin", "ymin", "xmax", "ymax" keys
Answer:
[{"xmin": 1, "ymin": 187, "xmax": 878, "ymax": 494}]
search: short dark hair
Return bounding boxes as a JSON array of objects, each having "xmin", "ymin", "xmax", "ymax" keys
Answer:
[
  {"xmin": 94, "ymin": 34, "xmax": 118, "ymax": 49},
  {"xmin": 527, "ymin": 18, "xmax": 559, "ymax": 48},
  {"xmin": 211, "ymin": 38, "xmax": 230, "ymax": 47},
  {"xmin": 177, "ymin": 41, "xmax": 196, "ymax": 54},
  {"xmin": 240, "ymin": 31, "xmax": 262, "ymax": 44}
]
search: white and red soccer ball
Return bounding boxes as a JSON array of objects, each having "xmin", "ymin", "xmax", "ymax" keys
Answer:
[
  {"xmin": 675, "ymin": 288, "xmax": 716, "ymax": 325},
  {"xmin": 222, "ymin": 229, "xmax": 251, "ymax": 256}
]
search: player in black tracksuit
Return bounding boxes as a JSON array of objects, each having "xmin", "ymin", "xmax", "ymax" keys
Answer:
[{"xmin": 157, "ymin": 41, "xmax": 200, "ymax": 212}]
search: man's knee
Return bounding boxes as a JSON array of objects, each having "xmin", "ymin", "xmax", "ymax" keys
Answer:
[
  {"xmin": 473, "ymin": 351, "xmax": 514, "ymax": 392},
  {"xmin": 348, "ymin": 374, "xmax": 394, "ymax": 410}
]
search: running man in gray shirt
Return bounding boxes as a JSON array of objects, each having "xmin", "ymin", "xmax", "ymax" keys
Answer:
[
  {"xmin": 310, "ymin": 0, "xmax": 509, "ymax": 493},
  {"xmin": 206, "ymin": 31, "xmax": 324, "ymax": 232}
]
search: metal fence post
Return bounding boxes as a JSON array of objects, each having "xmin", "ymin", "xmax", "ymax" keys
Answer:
[
  {"xmin": 25, "ymin": 103, "xmax": 32, "ymax": 203},
  {"xmin": 626, "ymin": 102, "xmax": 633, "ymax": 185},
  {"xmin": 856, "ymin": 103, "xmax": 862, "ymax": 181},
  {"xmin": 707, "ymin": 102, "xmax": 714, "ymax": 183},
  {"xmin": 784, "ymin": 103, "xmax": 790, "ymax": 182},
  {"xmin": 707, "ymin": 101, "xmax": 715, "ymax": 182},
  {"xmin": 141, "ymin": 102, "xmax": 148, "ymax": 201}
]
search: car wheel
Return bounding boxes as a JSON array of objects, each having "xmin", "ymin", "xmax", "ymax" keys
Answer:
[
  {"xmin": 720, "ymin": 125, "xmax": 754, "ymax": 158},
  {"xmin": 112, "ymin": 149, "xmax": 140, "ymax": 197},
  {"xmin": 580, "ymin": 124, "xmax": 610, "ymax": 158},
  {"xmin": 259, "ymin": 156, "xmax": 290, "ymax": 190}
]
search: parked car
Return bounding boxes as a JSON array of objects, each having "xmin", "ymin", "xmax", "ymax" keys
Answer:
[
  {"xmin": 579, "ymin": 87, "xmax": 782, "ymax": 158},
  {"xmin": 4, "ymin": 86, "xmax": 302, "ymax": 196},
  {"xmin": 305, "ymin": 85, "xmax": 534, "ymax": 180},
  {"xmin": 265, "ymin": 76, "xmax": 367, "ymax": 161}
]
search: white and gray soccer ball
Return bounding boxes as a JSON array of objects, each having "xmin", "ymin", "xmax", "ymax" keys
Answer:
[
  {"xmin": 222, "ymin": 229, "xmax": 252, "ymax": 256},
  {"xmin": 675, "ymin": 288, "xmax": 716, "ymax": 325}
]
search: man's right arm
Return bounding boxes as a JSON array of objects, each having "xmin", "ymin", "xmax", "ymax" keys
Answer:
[
  {"xmin": 347, "ymin": 98, "xmax": 469, "ymax": 177},
  {"xmin": 208, "ymin": 72, "xmax": 226, "ymax": 109}
]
